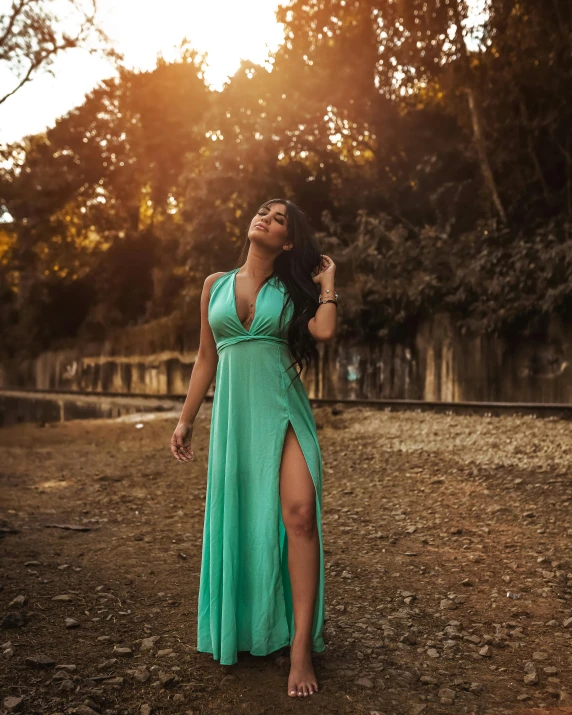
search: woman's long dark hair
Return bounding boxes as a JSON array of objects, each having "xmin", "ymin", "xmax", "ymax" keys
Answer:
[{"xmin": 236, "ymin": 198, "xmax": 322, "ymax": 386}]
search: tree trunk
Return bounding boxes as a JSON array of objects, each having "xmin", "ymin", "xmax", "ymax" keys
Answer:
[{"xmin": 451, "ymin": 0, "xmax": 508, "ymax": 225}]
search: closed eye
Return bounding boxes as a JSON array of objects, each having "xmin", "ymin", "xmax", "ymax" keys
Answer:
[{"xmin": 257, "ymin": 210, "xmax": 284, "ymax": 225}]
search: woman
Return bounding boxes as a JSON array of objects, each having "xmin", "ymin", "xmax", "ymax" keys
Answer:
[{"xmin": 170, "ymin": 198, "xmax": 338, "ymax": 698}]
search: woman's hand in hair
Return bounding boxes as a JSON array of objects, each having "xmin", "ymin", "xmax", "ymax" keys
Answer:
[{"xmin": 311, "ymin": 254, "xmax": 336, "ymax": 285}]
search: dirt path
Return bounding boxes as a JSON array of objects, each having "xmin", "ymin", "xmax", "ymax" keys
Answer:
[{"xmin": 1, "ymin": 405, "xmax": 571, "ymax": 715}]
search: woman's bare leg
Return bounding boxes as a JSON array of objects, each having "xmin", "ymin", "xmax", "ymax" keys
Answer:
[{"xmin": 279, "ymin": 423, "xmax": 320, "ymax": 697}]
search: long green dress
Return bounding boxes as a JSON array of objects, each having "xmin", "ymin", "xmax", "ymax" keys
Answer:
[{"xmin": 197, "ymin": 267, "xmax": 326, "ymax": 666}]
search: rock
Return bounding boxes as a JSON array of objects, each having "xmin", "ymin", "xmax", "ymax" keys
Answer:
[
  {"xmin": 74, "ymin": 706, "xmax": 99, "ymax": 715},
  {"xmin": 440, "ymin": 599, "xmax": 457, "ymax": 610},
  {"xmin": 0, "ymin": 613, "xmax": 27, "ymax": 629},
  {"xmin": 410, "ymin": 705, "xmax": 427, "ymax": 714},
  {"xmin": 516, "ymin": 693, "xmax": 532, "ymax": 701},
  {"xmin": 65, "ymin": 618, "xmax": 80, "ymax": 628},
  {"xmin": 399, "ymin": 631, "xmax": 417, "ymax": 645},
  {"xmin": 464, "ymin": 634, "xmax": 481, "ymax": 644},
  {"xmin": 543, "ymin": 666, "xmax": 559, "ymax": 675},
  {"xmin": 101, "ymin": 676, "xmax": 124, "ymax": 687},
  {"xmin": 158, "ymin": 670, "xmax": 178, "ymax": 687},
  {"xmin": 53, "ymin": 669, "xmax": 72, "ymax": 680},
  {"xmin": 420, "ymin": 675, "xmax": 438, "ymax": 685},
  {"xmin": 545, "ymin": 686, "xmax": 561, "ymax": 699},
  {"xmin": 127, "ymin": 666, "xmax": 150, "ymax": 683},
  {"xmin": 140, "ymin": 636, "xmax": 160, "ymax": 651},
  {"xmin": 8, "ymin": 595, "xmax": 27, "ymax": 608},
  {"xmin": 140, "ymin": 706, "xmax": 152, "ymax": 715},
  {"xmin": 469, "ymin": 682, "xmax": 484, "ymax": 694},
  {"xmin": 25, "ymin": 654, "xmax": 56, "ymax": 669},
  {"xmin": 55, "ymin": 664, "xmax": 77, "ymax": 671},
  {"xmin": 112, "ymin": 646, "xmax": 133, "ymax": 657},
  {"xmin": 426, "ymin": 648, "xmax": 439, "ymax": 658},
  {"xmin": 3, "ymin": 696, "xmax": 24, "ymax": 712},
  {"xmin": 532, "ymin": 651, "xmax": 548, "ymax": 660},
  {"xmin": 438, "ymin": 687, "xmax": 456, "ymax": 705},
  {"xmin": 96, "ymin": 635, "xmax": 111, "ymax": 642},
  {"xmin": 52, "ymin": 594, "xmax": 73, "ymax": 602},
  {"xmin": 97, "ymin": 659, "xmax": 117, "ymax": 670},
  {"xmin": 562, "ymin": 617, "xmax": 572, "ymax": 628},
  {"xmin": 479, "ymin": 645, "xmax": 492, "ymax": 657},
  {"xmin": 156, "ymin": 648, "xmax": 173, "ymax": 657},
  {"xmin": 355, "ymin": 677, "xmax": 374, "ymax": 688},
  {"xmin": 524, "ymin": 672, "xmax": 538, "ymax": 685},
  {"xmin": 560, "ymin": 691, "xmax": 572, "ymax": 706}
]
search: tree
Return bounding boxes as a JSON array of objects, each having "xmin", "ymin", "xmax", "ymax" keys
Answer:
[{"xmin": 0, "ymin": 0, "xmax": 119, "ymax": 106}]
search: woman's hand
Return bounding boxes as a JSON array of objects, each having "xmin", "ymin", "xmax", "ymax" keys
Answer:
[
  {"xmin": 311, "ymin": 254, "xmax": 336, "ymax": 286},
  {"xmin": 171, "ymin": 422, "xmax": 195, "ymax": 462}
]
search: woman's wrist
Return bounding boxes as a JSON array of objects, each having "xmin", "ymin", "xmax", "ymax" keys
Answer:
[
  {"xmin": 178, "ymin": 418, "xmax": 194, "ymax": 428},
  {"xmin": 318, "ymin": 278, "xmax": 337, "ymax": 301}
]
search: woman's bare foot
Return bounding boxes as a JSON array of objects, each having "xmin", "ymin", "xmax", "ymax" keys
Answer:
[{"xmin": 287, "ymin": 634, "xmax": 318, "ymax": 697}]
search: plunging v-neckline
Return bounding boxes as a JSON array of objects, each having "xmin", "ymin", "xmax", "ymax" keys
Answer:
[{"xmin": 232, "ymin": 268, "xmax": 271, "ymax": 334}]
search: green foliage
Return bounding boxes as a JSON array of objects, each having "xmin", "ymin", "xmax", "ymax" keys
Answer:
[{"xmin": 0, "ymin": 0, "xmax": 571, "ymax": 358}]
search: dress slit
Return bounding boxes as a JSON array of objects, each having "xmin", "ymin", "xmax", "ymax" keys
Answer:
[{"xmin": 277, "ymin": 417, "xmax": 326, "ymax": 652}]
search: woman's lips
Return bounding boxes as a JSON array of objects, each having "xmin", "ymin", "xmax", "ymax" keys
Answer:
[{"xmin": 254, "ymin": 223, "xmax": 268, "ymax": 231}]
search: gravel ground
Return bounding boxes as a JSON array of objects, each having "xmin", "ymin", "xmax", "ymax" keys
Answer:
[{"xmin": 1, "ymin": 404, "xmax": 571, "ymax": 715}]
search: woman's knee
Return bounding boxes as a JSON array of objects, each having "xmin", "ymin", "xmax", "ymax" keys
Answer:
[{"xmin": 283, "ymin": 501, "xmax": 316, "ymax": 538}]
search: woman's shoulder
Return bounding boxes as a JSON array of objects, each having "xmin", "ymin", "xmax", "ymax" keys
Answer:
[{"xmin": 205, "ymin": 269, "xmax": 234, "ymax": 296}]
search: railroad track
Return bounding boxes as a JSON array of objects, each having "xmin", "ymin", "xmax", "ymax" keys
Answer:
[{"xmin": 1, "ymin": 386, "xmax": 571, "ymax": 419}]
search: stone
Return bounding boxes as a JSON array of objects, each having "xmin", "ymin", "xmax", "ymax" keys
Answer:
[
  {"xmin": 399, "ymin": 631, "xmax": 417, "ymax": 645},
  {"xmin": 53, "ymin": 669, "xmax": 72, "ymax": 680},
  {"xmin": 74, "ymin": 706, "xmax": 99, "ymax": 715},
  {"xmin": 140, "ymin": 636, "xmax": 160, "ymax": 651},
  {"xmin": 440, "ymin": 599, "xmax": 457, "ymax": 610},
  {"xmin": 25, "ymin": 654, "xmax": 56, "ymax": 669},
  {"xmin": 8, "ymin": 595, "xmax": 27, "ymax": 608},
  {"xmin": 128, "ymin": 666, "xmax": 150, "ymax": 683},
  {"xmin": 52, "ymin": 594, "xmax": 73, "ymax": 602},
  {"xmin": 112, "ymin": 646, "xmax": 133, "ymax": 657},
  {"xmin": 65, "ymin": 618, "xmax": 80, "ymax": 628},
  {"xmin": 140, "ymin": 706, "xmax": 152, "ymax": 715},
  {"xmin": 3, "ymin": 697, "xmax": 24, "ymax": 712},
  {"xmin": 158, "ymin": 671, "xmax": 178, "ymax": 687},
  {"xmin": 420, "ymin": 675, "xmax": 438, "ymax": 685},
  {"xmin": 438, "ymin": 687, "xmax": 456, "ymax": 705},
  {"xmin": 532, "ymin": 651, "xmax": 548, "ymax": 660},
  {"xmin": 464, "ymin": 634, "xmax": 481, "ymax": 644},
  {"xmin": 562, "ymin": 617, "xmax": 572, "ymax": 628},
  {"xmin": 524, "ymin": 672, "xmax": 538, "ymax": 685},
  {"xmin": 101, "ymin": 676, "xmax": 124, "ymax": 687},
  {"xmin": 156, "ymin": 648, "xmax": 173, "ymax": 657},
  {"xmin": 426, "ymin": 648, "xmax": 439, "ymax": 658},
  {"xmin": 355, "ymin": 677, "xmax": 374, "ymax": 688},
  {"xmin": 479, "ymin": 645, "xmax": 492, "ymax": 657},
  {"xmin": 0, "ymin": 613, "xmax": 27, "ymax": 629}
]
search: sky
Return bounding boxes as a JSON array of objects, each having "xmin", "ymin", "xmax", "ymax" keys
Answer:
[
  {"xmin": 0, "ymin": 0, "xmax": 285, "ymax": 145},
  {"xmin": 0, "ymin": 0, "xmax": 489, "ymax": 147}
]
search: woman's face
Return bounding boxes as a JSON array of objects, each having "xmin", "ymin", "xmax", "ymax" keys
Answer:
[{"xmin": 247, "ymin": 202, "xmax": 291, "ymax": 249}]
